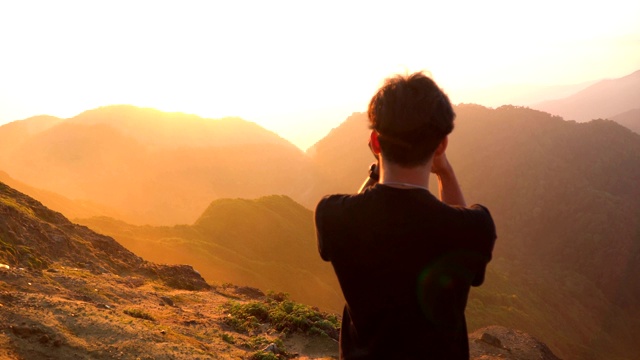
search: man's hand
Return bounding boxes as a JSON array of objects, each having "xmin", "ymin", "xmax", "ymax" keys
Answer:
[
  {"xmin": 431, "ymin": 152, "xmax": 453, "ymax": 176},
  {"xmin": 431, "ymin": 152, "xmax": 466, "ymax": 207}
]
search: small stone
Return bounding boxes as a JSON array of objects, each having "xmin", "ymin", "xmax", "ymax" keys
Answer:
[
  {"xmin": 160, "ymin": 296, "xmax": 174, "ymax": 307},
  {"xmin": 479, "ymin": 333, "xmax": 503, "ymax": 348},
  {"xmin": 262, "ymin": 343, "xmax": 279, "ymax": 354}
]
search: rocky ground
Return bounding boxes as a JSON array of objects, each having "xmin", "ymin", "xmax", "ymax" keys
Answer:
[
  {"xmin": 0, "ymin": 264, "xmax": 338, "ymax": 360},
  {"xmin": 469, "ymin": 326, "xmax": 561, "ymax": 360},
  {"xmin": 0, "ymin": 262, "xmax": 561, "ymax": 360}
]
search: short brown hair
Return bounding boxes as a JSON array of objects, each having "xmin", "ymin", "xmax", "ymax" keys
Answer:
[{"xmin": 368, "ymin": 72, "xmax": 455, "ymax": 167}]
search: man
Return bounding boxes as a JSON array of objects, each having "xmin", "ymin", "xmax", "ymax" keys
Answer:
[{"xmin": 315, "ymin": 72, "xmax": 496, "ymax": 359}]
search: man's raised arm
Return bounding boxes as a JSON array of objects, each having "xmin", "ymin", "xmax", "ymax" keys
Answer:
[{"xmin": 431, "ymin": 152, "xmax": 466, "ymax": 207}]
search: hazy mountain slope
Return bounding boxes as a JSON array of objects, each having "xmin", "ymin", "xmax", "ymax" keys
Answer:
[
  {"xmin": 307, "ymin": 105, "xmax": 640, "ymax": 360},
  {"xmin": 0, "ymin": 115, "xmax": 62, "ymax": 166},
  {"xmin": 532, "ymin": 69, "xmax": 640, "ymax": 121},
  {"xmin": 67, "ymin": 105, "xmax": 294, "ymax": 149},
  {"xmin": 610, "ymin": 108, "xmax": 640, "ymax": 134},
  {"xmin": 0, "ymin": 105, "xmax": 325, "ymax": 225},
  {"xmin": 449, "ymin": 105, "xmax": 640, "ymax": 300},
  {"xmin": 77, "ymin": 195, "xmax": 343, "ymax": 312},
  {"xmin": 0, "ymin": 171, "xmax": 122, "ymax": 221},
  {"xmin": 306, "ymin": 112, "xmax": 372, "ymax": 194}
]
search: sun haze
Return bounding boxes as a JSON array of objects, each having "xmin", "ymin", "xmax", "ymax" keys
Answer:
[{"xmin": 0, "ymin": 0, "xmax": 638, "ymax": 149}]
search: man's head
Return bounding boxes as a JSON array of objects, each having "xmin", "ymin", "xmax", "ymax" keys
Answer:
[{"xmin": 368, "ymin": 72, "xmax": 455, "ymax": 167}]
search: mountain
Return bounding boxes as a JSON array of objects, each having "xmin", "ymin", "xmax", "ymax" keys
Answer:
[
  {"xmin": 0, "ymin": 181, "xmax": 344, "ymax": 359},
  {"xmin": 308, "ymin": 105, "xmax": 640, "ymax": 360},
  {"xmin": 610, "ymin": 108, "xmax": 640, "ymax": 134},
  {"xmin": 0, "ymin": 170, "xmax": 122, "ymax": 221},
  {"xmin": 66, "ymin": 105, "xmax": 292, "ymax": 149},
  {"xmin": 0, "ymin": 105, "xmax": 328, "ymax": 225},
  {"xmin": 307, "ymin": 112, "xmax": 373, "ymax": 194},
  {"xmin": 0, "ymin": 181, "xmax": 560, "ymax": 360},
  {"xmin": 532, "ymin": 70, "xmax": 640, "ymax": 122},
  {"xmin": 77, "ymin": 195, "xmax": 343, "ymax": 312},
  {"xmin": 0, "ymin": 115, "xmax": 62, "ymax": 168}
]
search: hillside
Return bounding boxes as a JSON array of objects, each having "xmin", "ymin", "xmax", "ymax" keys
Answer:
[
  {"xmin": 0, "ymin": 105, "xmax": 328, "ymax": 225},
  {"xmin": 0, "ymin": 181, "xmax": 342, "ymax": 359},
  {"xmin": 532, "ymin": 69, "xmax": 640, "ymax": 122},
  {"xmin": 610, "ymin": 108, "xmax": 640, "ymax": 134},
  {"xmin": 307, "ymin": 105, "xmax": 640, "ymax": 360},
  {"xmin": 77, "ymin": 196, "xmax": 343, "ymax": 312}
]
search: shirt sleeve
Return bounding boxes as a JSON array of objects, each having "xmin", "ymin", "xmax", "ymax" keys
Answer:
[
  {"xmin": 468, "ymin": 204, "xmax": 497, "ymax": 287},
  {"xmin": 315, "ymin": 196, "xmax": 334, "ymax": 262}
]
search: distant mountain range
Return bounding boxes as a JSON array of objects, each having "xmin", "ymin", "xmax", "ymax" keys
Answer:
[
  {"xmin": 532, "ymin": 70, "xmax": 640, "ymax": 125},
  {"xmin": 610, "ymin": 108, "xmax": 640, "ymax": 134},
  {"xmin": 0, "ymin": 105, "xmax": 334, "ymax": 225}
]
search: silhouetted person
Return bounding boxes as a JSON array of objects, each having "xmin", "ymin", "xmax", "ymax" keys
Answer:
[{"xmin": 315, "ymin": 72, "xmax": 496, "ymax": 359}]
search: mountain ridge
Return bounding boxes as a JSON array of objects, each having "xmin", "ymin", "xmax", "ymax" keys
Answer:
[
  {"xmin": 0, "ymin": 105, "xmax": 324, "ymax": 225},
  {"xmin": 532, "ymin": 69, "xmax": 640, "ymax": 122},
  {"xmin": 610, "ymin": 108, "xmax": 640, "ymax": 134}
]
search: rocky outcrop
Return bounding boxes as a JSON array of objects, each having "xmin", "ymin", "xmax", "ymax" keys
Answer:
[{"xmin": 470, "ymin": 326, "xmax": 561, "ymax": 360}]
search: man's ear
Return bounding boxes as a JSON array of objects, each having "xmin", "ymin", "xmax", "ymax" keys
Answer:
[
  {"xmin": 369, "ymin": 131, "xmax": 382, "ymax": 155},
  {"xmin": 435, "ymin": 136, "xmax": 448, "ymax": 156}
]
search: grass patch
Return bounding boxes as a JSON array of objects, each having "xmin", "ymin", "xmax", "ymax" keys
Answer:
[
  {"xmin": 249, "ymin": 351, "xmax": 282, "ymax": 360},
  {"xmin": 221, "ymin": 333, "xmax": 235, "ymax": 344},
  {"xmin": 0, "ymin": 196, "xmax": 37, "ymax": 218},
  {"xmin": 124, "ymin": 308, "xmax": 155, "ymax": 321},
  {"xmin": 0, "ymin": 238, "xmax": 49, "ymax": 270}
]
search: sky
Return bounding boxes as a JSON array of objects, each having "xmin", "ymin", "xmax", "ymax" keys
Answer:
[{"xmin": 1, "ymin": 0, "xmax": 639, "ymax": 150}]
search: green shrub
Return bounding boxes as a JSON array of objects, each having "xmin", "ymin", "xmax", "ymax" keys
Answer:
[{"xmin": 223, "ymin": 297, "xmax": 340, "ymax": 339}]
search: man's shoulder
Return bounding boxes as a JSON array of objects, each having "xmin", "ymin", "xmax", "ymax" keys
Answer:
[{"xmin": 315, "ymin": 190, "xmax": 373, "ymax": 214}]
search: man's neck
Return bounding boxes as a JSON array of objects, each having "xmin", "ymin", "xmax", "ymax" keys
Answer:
[{"xmin": 379, "ymin": 158, "xmax": 432, "ymax": 189}]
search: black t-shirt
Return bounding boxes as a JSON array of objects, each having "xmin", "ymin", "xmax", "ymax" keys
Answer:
[{"xmin": 315, "ymin": 184, "xmax": 496, "ymax": 360}]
